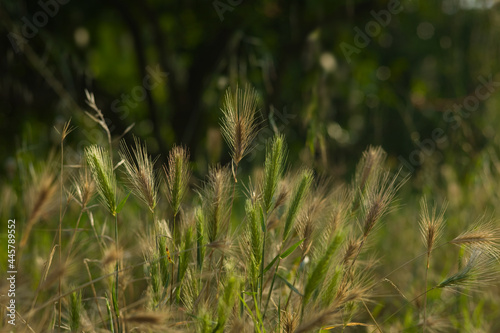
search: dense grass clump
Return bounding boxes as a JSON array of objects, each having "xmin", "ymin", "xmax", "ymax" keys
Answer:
[{"xmin": 4, "ymin": 85, "xmax": 500, "ymax": 333}]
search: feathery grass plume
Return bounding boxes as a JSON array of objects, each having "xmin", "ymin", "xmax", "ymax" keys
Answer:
[
  {"xmin": 197, "ymin": 307, "xmax": 213, "ymax": 333},
  {"xmin": 245, "ymin": 199, "xmax": 263, "ymax": 289},
  {"xmin": 119, "ymin": 136, "xmax": 160, "ymax": 212},
  {"xmin": 283, "ymin": 169, "xmax": 314, "ymax": 242},
  {"xmin": 155, "ymin": 220, "xmax": 172, "ymax": 282},
  {"xmin": 295, "ymin": 307, "xmax": 341, "ymax": 333},
  {"xmin": 354, "ymin": 146, "xmax": 386, "ymax": 193},
  {"xmin": 360, "ymin": 170, "xmax": 406, "ymax": 238},
  {"xmin": 84, "ymin": 145, "xmax": 117, "ymax": 216},
  {"xmin": 101, "ymin": 248, "xmax": 123, "ymax": 268},
  {"xmin": 176, "ymin": 225, "xmax": 194, "ymax": 302},
  {"xmin": 261, "ymin": 134, "xmax": 287, "ymax": 213},
  {"xmin": 195, "ymin": 208, "xmax": 206, "ymax": 272},
  {"xmin": 158, "ymin": 235, "xmax": 172, "ymax": 289},
  {"xmin": 419, "ymin": 198, "xmax": 447, "ymax": 331},
  {"xmin": 437, "ymin": 249, "xmax": 496, "ymax": 289},
  {"xmin": 220, "ymin": 84, "xmax": 261, "ymax": 169},
  {"xmin": 450, "ymin": 217, "xmax": 500, "ymax": 260},
  {"xmin": 20, "ymin": 165, "xmax": 59, "ymax": 248},
  {"xmin": 200, "ymin": 166, "xmax": 232, "ymax": 243},
  {"xmin": 146, "ymin": 252, "xmax": 162, "ymax": 307},
  {"xmin": 419, "ymin": 198, "xmax": 447, "ymax": 257},
  {"xmin": 164, "ymin": 145, "xmax": 191, "ymax": 219},
  {"xmin": 214, "ymin": 275, "xmax": 240, "ymax": 332},
  {"xmin": 281, "ymin": 311, "xmax": 299, "ymax": 333},
  {"xmin": 69, "ymin": 289, "xmax": 82, "ymax": 332},
  {"xmin": 72, "ymin": 161, "xmax": 95, "ymax": 208},
  {"xmin": 342, "ymin": 238, "xmax": 361, "ymax": 266},
  {"xmin": 296, "ymin": 183, "xmax": 332, "ymax": 257},
  {"xmin": 67, "ymin": 161, "xmax": 97, "ymax": 259},
  {"xmin": 326, "ymin": 186, "xmax": 353, "ymax": 230},
  {"xmin": 181, "ymin": 268, "xmax": 200, "ymax": 312},
  {"xmin": 273, "ymin": 182, "xmax": 290, "ymax": 211},
  {"xmin": 303, "ymin": 230, "xmax": 344, "ymax": 308},
  {"xmin": 320, "ymin": 265, "xmax": 342, "ymax": 308}
]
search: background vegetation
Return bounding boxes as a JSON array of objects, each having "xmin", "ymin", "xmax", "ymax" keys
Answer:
[{"xmin": 2, "ymin": 0, "xmax": 500, "ymax": 332}]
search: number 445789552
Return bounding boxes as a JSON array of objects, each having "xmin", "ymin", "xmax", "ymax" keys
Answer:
[{"xmin": 7, "ymin": 219, "xmax": 15, "ymax": 269}]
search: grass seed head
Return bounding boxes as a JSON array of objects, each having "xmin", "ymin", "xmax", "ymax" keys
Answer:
[
  {"xmin": 261, "ymin": 134, "xmax": 287, "ymax": 213},
  {"xmin": 119, "ymin": 136, "xmax": 160, "ymax": 212},
  {"xmin": 84, "ymin": 145, "xmax": 117, "ymax": 216},
  {"xmin": 200, "ymin": 165, "xmax": 232, "ymax": 243},
  {"xmin": 164, "ymin": 145, "xmax": 191, "ymax": 218},
  {"xmin": 419, "ymin": 197, "xmax": 447, "ymax": 254},
  {"xmin": 283, "ymin": 168, "xmax": 314, "ymax": 242},
  {"xmin": 355, "ymin": 146, "xmax": 386, "ymax": 193},
  {"xmin": 72, "ymin": 161, "xmax": 95, "ymax": 208},
  {"xmin": 437, "ymin": 249, "xmax": 497, "ymax": 290},
  {"xmin": 451, "ymin": 216, "xmax": 500, "ymax": 260},
  {"xmin": 220, "ymin": 84, "xmax": 261, "ymax": 165},
  {"xmin": 361, "ymin": 170, "xmax": 406, "ymax": 237}
]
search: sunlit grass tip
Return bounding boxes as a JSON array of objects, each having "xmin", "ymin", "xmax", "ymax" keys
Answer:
[
  {"xmin": 84, "ymin": 145, "xmax": 117, "ymax": 216},
  {"xmin": 164, "ymin": 145, "xmax": 191, "ymax": 218},
  {"xmin": 220, "ymin": 84, "xmax": 261, "ymax": 169},
  {"xmin": 450, "ymin": 215, "xmax": 500, "ymax": 260},
  {"xmin": 200, "ymin": 165, "xmax": 232, "ymax": 243},
  {"xmin": 262, "ymin": 134, "xmax": 287, "ymax": 214},
  {"xmin": 419, "ymin": 197, "xmax": 447, "ymax": 255},
  {"xmin": 283, "ymin": 168, "xmax": 314, "ymax": 242},
  {"xmin": 119, "ymin": 136, "xmax": 160, "ymax": 212}
]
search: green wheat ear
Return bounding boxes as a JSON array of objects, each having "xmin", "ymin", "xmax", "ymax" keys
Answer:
[
  {"xmin": 220, "ymin": 84, "xmax": 261, "ymax": 166},
  {"xmin": 119, "ymin": 136, "xmax": 160, "ymax": 213},
  {"xmin": 200, "ymin": 166, "xmax": 232, "ymax": 243},
  {"xmin": 262, "ymin": 134, "xmax": 287, "ymax": 214},
  {"xmin": 245, "ymin": 199, "xmax": 263, "ymax": 287},
  {"xmin": 303, "ymin": 231, "xmax": 343, "ymax": 307},
  {"xmin": 69, "ymin": 289, "xmax": 82, "ymax": 332},
  {"xmin": 164, "ymin": 145, "xmax": 191, "ymax": 218},
  {"xmin": 437, "ymin": 249, "xmax": 496, "ymax": 289},
  {"xmin": 84, "ymin": 145, "xmax": 117, "ymax": 216},
  {"xmin": 215, "ymin": 274, "xmax": 240, "ymax": 332},
  {"xmin": 283, "ymin": 169, "xmax": 314, "ymax": 242}
]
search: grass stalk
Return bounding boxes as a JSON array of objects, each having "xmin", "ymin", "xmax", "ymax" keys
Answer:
[{"xmin": 114, "ymin": 213, "xmax": 121, "ymax": 332}]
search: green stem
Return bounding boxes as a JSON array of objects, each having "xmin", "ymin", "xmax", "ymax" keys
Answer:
[
  {"xmin": 57, "ymin": 135, "xmax": 67, "ymax": 331},
  {"xmin": 170, "ymin": 213, "xmax": 176, "ymax": 305},
  {"xmin": 228, "ymin": 162, "xmax": 238, "ymax": 230},
  {"xmin": 263, "ymin": 256, "xmax": 281, "ymax": 320},
  {"xmin": 259, "ymin": 226, "xmax": 267, "ymax": 306},
  {"xmin": 66, "ymin": 209, "xmax": 85, "ymax": 261},
  {"xmin": 423, "ymin": 252, "xmax": 431, "ymax": 333},
  {"xmin": 114, "ymin": 214, "xmax": 120, "ymax": 332},
  {"xmin": 263, "ymin": 239, "xmax": 285, "ymax": 320}
]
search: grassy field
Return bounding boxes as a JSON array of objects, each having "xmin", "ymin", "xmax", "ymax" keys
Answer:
[{"xmin": 1, "ymin": 86, "xmax": 500, "ymax": 332}]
